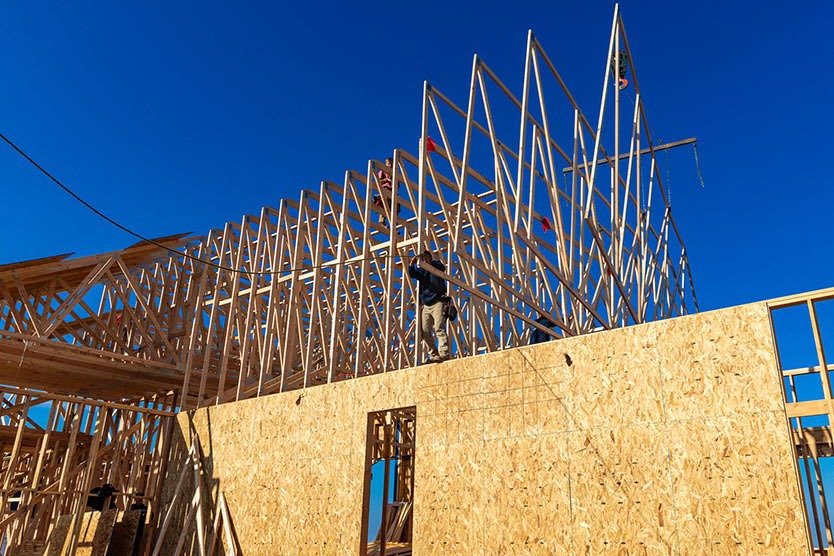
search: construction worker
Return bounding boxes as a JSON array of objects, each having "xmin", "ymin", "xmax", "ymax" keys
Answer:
[
  {"xmin": 378, "ymin": 157, "xmax": 394, "ymax": 191},
  {"xmin": 374, "ymin": 157, "xmax": 400, "ymax": 226},
  {"xmin": 529, "ymin": 313, "xmax": 557, "ymax": 344},
  {"xmin": 407, "ymin": 249, "xmax": 450, "ymax": 363},
  {"xmin": 611, "ymin": 49, "xmax": 629, "ymax": 90}
]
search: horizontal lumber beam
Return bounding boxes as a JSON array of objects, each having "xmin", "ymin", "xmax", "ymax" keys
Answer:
[{"xmin": 561, "ymin": 137, "xmax": 697, "ymax": 173}]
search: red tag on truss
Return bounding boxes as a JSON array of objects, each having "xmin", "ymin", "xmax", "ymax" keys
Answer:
[
  {"xmin": 425, "ymin": 137, "xmax": 437, "ymax": 153},
  {"xmin": 541, "ymin": 216, "xmax": 552, "ymax": 232}
]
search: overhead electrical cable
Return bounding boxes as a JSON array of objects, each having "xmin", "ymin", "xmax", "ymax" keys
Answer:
[{"xmin": 0, "ymin": 131, "xmax": 406, "ymax": 277}]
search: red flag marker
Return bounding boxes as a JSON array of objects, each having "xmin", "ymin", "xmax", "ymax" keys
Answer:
[
  {"xmin": 425, "ymin": 137, "xmax": 437, "ymax": 153},
  {"xmin": 541, "ymin": 216, "xmax": 552, "ymax": 232}
]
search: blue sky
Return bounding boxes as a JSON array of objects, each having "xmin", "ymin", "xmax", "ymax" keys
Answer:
[
  {"xmin": 3, "ymin": 0, "xmax": 834, "ymax": 545},
  {"xmin": 2, "ymin": 1, "xmax": 833, "ymax": 313}
]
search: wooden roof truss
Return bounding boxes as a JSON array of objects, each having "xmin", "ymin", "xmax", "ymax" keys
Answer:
[
  {"xmin": 0, "ymin": 7, "xmax": 697, "ymax": 410},
  {"xmin": 0, "ymin": 8, "xmax": 703, "ymax": 553}
]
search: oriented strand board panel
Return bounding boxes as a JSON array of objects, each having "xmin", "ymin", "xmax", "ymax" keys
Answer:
[
  {"xmin": 656, "ymin": 303, "xmax": 788, "ymax": 420},
  {"xmin": 160, "ymin": 370, "xmax": 415, "ymax": 554},
  {"xmin": 46, "ymin": 510, "xmax": 118, "ymax": 556},
  {"xmin": 666, "ymin": 412, "xmax": 805, "ymax": 555},
  {"xmin": 159, "ymin": 302, "xmax": 810, "ymax": 555},
  {"xmin": 75, "ymin": 510, "xmax": 118, "ymax": 556},
  {"xmin": 568, "ymin": 424, "xmax": 675, "ymax": 553},
  {"xmin": 45, "ymin": 515, "xmax": 73, "ymax": 556},
  {"xmin": 106, "ymin": 510, "xmax": 143, "ymax": 556}
]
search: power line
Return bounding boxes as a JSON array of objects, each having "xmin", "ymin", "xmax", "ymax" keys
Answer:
[{"xmin": 0, "ymin": 131, "xmax": 411, "ymax": 277}]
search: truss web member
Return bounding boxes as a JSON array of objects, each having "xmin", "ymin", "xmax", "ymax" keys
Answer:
[{"xmin": 407, "ymin": 249, "xmax": 450, "ymax": 363}]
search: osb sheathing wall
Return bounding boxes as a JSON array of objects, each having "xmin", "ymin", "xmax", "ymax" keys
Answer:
[{"xmin": 160, "ymin": 302, "xmax": 810, "ymax": 555}]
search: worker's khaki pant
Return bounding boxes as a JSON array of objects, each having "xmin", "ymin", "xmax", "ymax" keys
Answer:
[{"xmin": 421, "ymin": 300, "xmax": 449, "ymax": 360}]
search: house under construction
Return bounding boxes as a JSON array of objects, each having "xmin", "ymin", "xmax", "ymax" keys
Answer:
[{"xmin": 0, "ymin": 6, "xmax": 827, "ymax": 555}]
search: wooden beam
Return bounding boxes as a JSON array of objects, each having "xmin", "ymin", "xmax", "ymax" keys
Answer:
[{"xmin": 562, "ymin": 137, "xmax": 697, "ymax": 173}]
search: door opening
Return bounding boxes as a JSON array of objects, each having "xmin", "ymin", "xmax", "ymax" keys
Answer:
[{"xmin": 360, "ymin": 407, "xmax": 416, "ymax": 556}]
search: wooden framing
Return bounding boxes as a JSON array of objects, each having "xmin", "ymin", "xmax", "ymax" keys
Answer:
[
  {"xmin": 2, "ymin": 9, "xmax": 696, "ymax": 406},
  {"xmin": 0, "ymin": 234, "xmax": 199, "ymax": 401},
  {"xmin": 768, "ymin": 285, "xmax": 834, "ymax": 555},
  {"xmin": 360, "ymin": 407, "xmax": 416, "ymax": 556},
  {"xmin": 0, "ymin": 387, "xmax": 174, "ymax": 553},
  {"xmin": 151, "ymin": 434, "xmax": 240, "ymax": 556},
  {"xmin": 0, "ymin": 7, "xmax": 701, "ymax": 554}
]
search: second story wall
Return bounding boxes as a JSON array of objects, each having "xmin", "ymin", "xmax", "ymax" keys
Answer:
[{"xmin": 158, "ymin": 301, "xmax": 808, "ymax": 555}]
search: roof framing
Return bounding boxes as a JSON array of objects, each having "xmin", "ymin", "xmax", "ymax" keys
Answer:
[{"xmin": 0, "ymin": 8, "xmax": 697, "ymax": 410}]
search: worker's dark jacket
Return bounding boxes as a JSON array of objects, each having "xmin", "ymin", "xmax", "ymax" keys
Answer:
[
  {"xmin": 408, "ymin": 260, "xmax": 446, "ymax": 306},
  {"xmin": 530, "ymin": 315, "xmax": 557, "ymax": 344}
]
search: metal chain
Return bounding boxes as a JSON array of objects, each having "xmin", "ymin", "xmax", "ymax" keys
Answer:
[
  {"xmin": 693, "ymin": 143, "xmax": 706, "ymax": 188},
  {"xmin": 664, "ymin": 146, "xmax": 672, "ymax": 206}
]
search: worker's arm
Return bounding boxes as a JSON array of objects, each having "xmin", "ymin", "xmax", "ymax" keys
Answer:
[{"xmin": 406, "ymin": 256, "xmax": 424, "ymax": 280}]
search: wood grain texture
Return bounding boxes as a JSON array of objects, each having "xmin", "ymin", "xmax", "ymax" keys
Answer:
[
  {"xmin": 106, "ymin": 510, "xmax": 143, "ymax": 556},
  {"xmin": 158, "ymin": 302, "xmax": 809, "ymax": 555}
]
